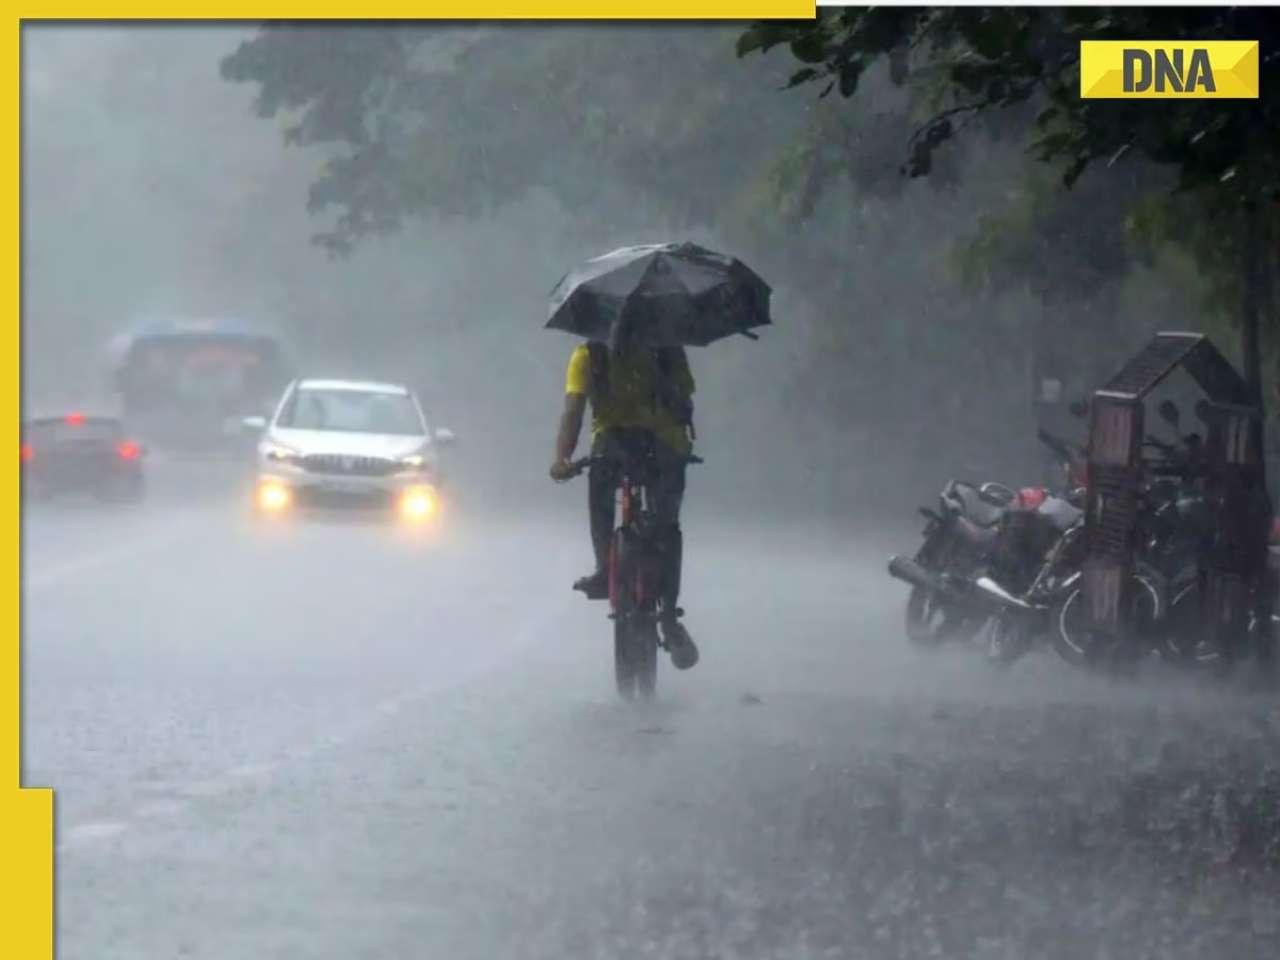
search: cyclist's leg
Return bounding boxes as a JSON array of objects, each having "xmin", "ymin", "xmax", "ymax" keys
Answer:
[
  {"xmin": 649, "ymin": 441, "xmax": 687, "ymax": 614},
  {"xmin": 586, "ymin": 431, "xmax": 620, "ymax": 577},
  {"xmin": 650, "ymin": 441, "xmax": 697, "ymax": 667}
]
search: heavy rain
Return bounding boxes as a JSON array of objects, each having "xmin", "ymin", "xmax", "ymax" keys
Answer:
[{"xmin": 20, "ymin": 15, "xmax": 1280, "ymax": 959}]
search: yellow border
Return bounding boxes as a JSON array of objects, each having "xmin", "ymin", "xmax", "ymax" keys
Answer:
[
  {"xmin": 7, "ymin": 11, "xmax": 814, "ymax": 958},
  {"xmin": 19, "ymin": 3, "xmax": 814, "ymax": 17},
  {"xmin": 8, "ymin": 18, "xmax": 55, "ymax": 959}
]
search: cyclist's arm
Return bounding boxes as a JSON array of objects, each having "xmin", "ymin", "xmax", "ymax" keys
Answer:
[
  {"xmin": 555, "ymin": 392, "xmax": 587, "ymax": 465},
  {"xmin": 678, "ymin": 352, "xmax": 695, "ymax": 397}
]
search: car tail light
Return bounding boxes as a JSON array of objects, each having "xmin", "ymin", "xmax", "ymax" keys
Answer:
[
  {"xmin": 116, "ymin": 440, "xmax": 141, "ymax": 461},
  {"xmin": 19, "ymin": 443, "xmax": 32, "ymax": 463},
  {"xmin": 65, "ymin": 412, "xmax": 85, "ymax": 426}
]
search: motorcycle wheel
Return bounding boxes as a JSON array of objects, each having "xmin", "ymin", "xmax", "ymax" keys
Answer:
[
  {"xmin": 905, "ymin": 586, "xmax": 971, "ymax": 648},
  {"xmin": 1159, "ymin": 568, "xmax": 1215, "ymax": 666},
  {"xmin": 1052, "ymin": 566, "xmax": 1162, "ymax": 669},
  {"xmin": 983, "ymin": 614, "xmax": 1032, "ymax": 668}
]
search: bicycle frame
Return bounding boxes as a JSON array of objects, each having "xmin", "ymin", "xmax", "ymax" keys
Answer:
[
  {"xmin": 566, "ymin": 447, "xmax": 700, "ymax": 700},
  {"xmin": 609, "ymin": 471, "xmax": 661, "ymax": 614}
]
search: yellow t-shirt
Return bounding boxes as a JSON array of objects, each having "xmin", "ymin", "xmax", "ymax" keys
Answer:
[{"xmin": 565, "ymin": 344, "xmax": 695, "ymax": 454}]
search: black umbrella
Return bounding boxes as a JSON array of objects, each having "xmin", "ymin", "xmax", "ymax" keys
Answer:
[{"xmin": 546, "ymin": 242, "xmax": 772, "ymax": 348}]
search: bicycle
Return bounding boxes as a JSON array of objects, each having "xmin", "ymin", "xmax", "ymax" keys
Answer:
[{"xmin": 565, "ymin": 449, "xmax": 702, "ymax": 701}]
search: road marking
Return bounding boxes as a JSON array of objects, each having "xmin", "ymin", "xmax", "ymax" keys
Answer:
[
  {"xmin": 227, "ymin": 762, "xmax": 276, "ymax": 780},
  {"xmin": 59, "ymin": 821, "xmax": 129, "ymax": 851},
  {"xmin": 56, "ymin": 594, "xmax": 576, "ymax": 859},
  {"xmin": 24, "ymin": 520, "xmax": 197, "ymax": 593}
]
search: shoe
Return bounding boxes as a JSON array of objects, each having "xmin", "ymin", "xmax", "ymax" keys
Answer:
[
  {"xmin": 573, "ymin": 570, "xmax": 609, "ymax": 600},
  {"xmin": 662, "ymin": 618, "xmax": 699, "ymax": 670}
]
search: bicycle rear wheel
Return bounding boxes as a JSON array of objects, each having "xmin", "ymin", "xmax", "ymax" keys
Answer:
[
  {"xmin": 611, "ymin": 529, "xmax": 659, "ymax": 702},
  {"xmin": 613, "ymin": 615, "xmax": 637, "ymax": 700},
  {"xmin": 631, "ymin": 612, "xmax": 658, "ymax": 701},
  {"xmin": 611, "ymin": 529, "xmax": 638, "ymax": 700}
]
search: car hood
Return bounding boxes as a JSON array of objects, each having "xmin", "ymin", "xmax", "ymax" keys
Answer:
[{"xmin": 269, "ymin": 428, "xmax": 432, "ymax": 460}]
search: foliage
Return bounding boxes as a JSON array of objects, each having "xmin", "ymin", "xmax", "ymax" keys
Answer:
[
  {"xmin": 222, "ymin": 25, "xmax": 810, "ymax": 255},
  {"xmin": 738, "ymin": 9, "xmax": 1280, "ymax": 203},
  {"xmin": 220, "ymin": 22, "xmax": 1263, "ymax": 503}
]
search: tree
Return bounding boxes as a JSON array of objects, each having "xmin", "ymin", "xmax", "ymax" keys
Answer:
[
  {"xmin": 739, "ymin": 11, "xmax": 1280, "ymax": 196},
  {"xmin": 219, "ymin": 22, "xmax": 1241, "ymax": 506},
  {"xmin": 740, "ymin": 8, "xmax": 1280, "ymax": 485},
  {"xmin": 220, "ymin": 25, "xmax": 811, "ymax": 255}
]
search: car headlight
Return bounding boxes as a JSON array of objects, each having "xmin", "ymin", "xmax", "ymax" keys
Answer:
[
  {"xmin": 262, "ymin": 442, "xmax": 302, "ymax": 463},
  {"xmin": 398, "ymin": 453, "xmax": 431, "ymax": 472},
  {"xmin": 256, "ymin": 480, "xmax": 291, "ymax": 512},
  {"xmin": 399, "ymin": 484, "xmax": 438, "ymax": 523}
]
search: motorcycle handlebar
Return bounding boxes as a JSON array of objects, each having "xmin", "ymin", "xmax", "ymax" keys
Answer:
[{"xmin": 1037, "ymin": 428, "xmax": 1081, "ymax": 465}]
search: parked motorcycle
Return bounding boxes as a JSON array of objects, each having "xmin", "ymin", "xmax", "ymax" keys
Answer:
[
  {"xmin": 891, "ymin": 478, "xmax": 1016, "ymax": 648},
  {"xmin": 889, "ymin": 430, "xmax": 1085, "ymax": 653}
]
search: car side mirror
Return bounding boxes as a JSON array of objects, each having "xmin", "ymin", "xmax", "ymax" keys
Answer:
[
  {"xmin": 1157, "ymin": 400, "xmax": 1181, "ymax": 429},
  {"xmin": 434, "ymin": 427, "xmax": 457, "ymax": 445},
  {"xmin": 242, "ymin": 415, "xmax": 267, "ymax": 432}
]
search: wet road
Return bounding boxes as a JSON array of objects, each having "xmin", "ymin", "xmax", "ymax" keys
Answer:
[{"xmin": 23, "ymin": 466, "xmax": 1280, "ymax": 959}]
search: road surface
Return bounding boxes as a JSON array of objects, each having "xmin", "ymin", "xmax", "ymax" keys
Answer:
[{"xmin": 23, "ymin": 463, "xmax": 1280, "ymax": 959}]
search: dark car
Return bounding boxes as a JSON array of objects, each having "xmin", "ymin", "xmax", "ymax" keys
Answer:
[{"xmin": 21, "ymin": 413, "xmax": 146, "ymax": 503}]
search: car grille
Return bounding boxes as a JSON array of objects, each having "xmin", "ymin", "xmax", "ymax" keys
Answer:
[
  {"xmin": 295, "ymin": 487, "xmax": 393, "ymax": 510},
  {"xmin": 301, "ymin": 454, "xmax": 397, "ymax": 477}
]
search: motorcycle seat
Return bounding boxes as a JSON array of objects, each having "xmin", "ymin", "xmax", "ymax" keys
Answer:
[
  {"xmin": 954, "ymin": 515, "xmax": 1000, "ymax": 549},
  {"xmin": 951, "ymin": 485, "xmax": 1006, "ymax": 528},
  {"xmin": 1037, "ymin": 496, "xmax": 1084, "ymax": 532}
]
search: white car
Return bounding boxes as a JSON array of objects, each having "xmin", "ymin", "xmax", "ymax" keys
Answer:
[{"xmin": 245, "ymin": 378, "xmax": 454, "ymax": 522}]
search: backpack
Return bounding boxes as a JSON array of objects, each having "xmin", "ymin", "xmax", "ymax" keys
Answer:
[{"xmin": 586, "ymin": 342, "xmax": 695, "ymax": 436}]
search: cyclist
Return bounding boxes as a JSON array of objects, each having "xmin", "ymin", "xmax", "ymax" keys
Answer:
[{"xmin": 550, "ymin": 340, "xmax": 699, "ymax": 669}]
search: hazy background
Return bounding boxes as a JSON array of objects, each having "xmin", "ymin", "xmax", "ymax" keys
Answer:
[
  {"xmin": 21, "ymin": 25, "xmax": 1280, "ymax": 960},
  {"xmin": 22, "ymin": 24, "xmax": 1221, "ymax": 523}
]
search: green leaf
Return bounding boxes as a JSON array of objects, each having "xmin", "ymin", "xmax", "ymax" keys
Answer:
[
  {"xmin": 964, "ymin": 13, "xmax": 1021, "ymax": 62},
  {"xmin": 785, "ymin": 67, "xmax": 822, "ymax": 89},
  {"xmin": 838, "ymin": 62, "xmax": 863, "ymax": 97},
  {"xmin": 735, "ymin": 25, "xmax": 777, "ymax": 58},
  {"xmin": 790, "ymin": 30, "xmax": 830, "ymax": 65},
  {"xmin": 1062, "ymin": 155, "xmax": 1090, "ymax": 189}
]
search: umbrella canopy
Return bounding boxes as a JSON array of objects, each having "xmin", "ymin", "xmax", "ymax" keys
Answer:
[{"xmin": 546, "ymin": 242, "xmax": 771, "ymax": 348}]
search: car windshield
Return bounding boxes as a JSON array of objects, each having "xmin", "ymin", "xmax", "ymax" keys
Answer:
[{"xmin": 276, "ymin": 388, "xmax": 424, "ymax": 436}]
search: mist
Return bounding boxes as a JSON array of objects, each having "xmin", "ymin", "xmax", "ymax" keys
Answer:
[
  {"xmin": 23, "ymin": 24, "xmax": 1217, "ymax": 520},
  {"xmin": 20, "ymin": 22, "xmax": 1279, "ymax": 960}
]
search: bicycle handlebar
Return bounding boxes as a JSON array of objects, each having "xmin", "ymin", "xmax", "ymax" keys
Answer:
[{"xmin": 564, "ymin": 452, "xmax": 704, "ymax": 479}]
